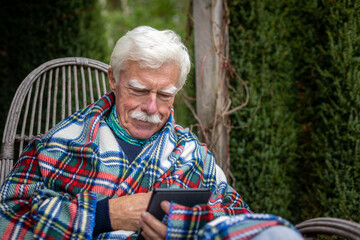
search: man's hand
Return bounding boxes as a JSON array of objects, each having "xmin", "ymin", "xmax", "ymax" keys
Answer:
[
  {"xmin": 139, "ymin": 201, "xmax": 170, "ymax": 240},
  {"xmin": 109, "ymin": 192, "xmax": 152, "ymax": 231}
]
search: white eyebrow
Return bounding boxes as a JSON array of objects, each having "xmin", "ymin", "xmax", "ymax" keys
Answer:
[
  {"xmin": 129, "ymin": 79, "xmax": 177, "ymax": 95},
  {"xmin": 160, "ymin": 86, "xmax": 178, "ymax": 95},
  {"xmin": 128, "ymin": 80, "xmax": 149, "ymax": 90}
]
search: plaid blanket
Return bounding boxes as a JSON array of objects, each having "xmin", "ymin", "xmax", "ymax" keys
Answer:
[{"xmin": 0, "ymin": 92, "xmax": 298, "ymax": 240}]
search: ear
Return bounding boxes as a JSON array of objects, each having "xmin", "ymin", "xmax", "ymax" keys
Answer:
[{"xmin": 108, "ymin": 67, "xmax": 117, "ymax": 92}]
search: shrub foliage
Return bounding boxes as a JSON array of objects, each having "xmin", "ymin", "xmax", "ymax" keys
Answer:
[
  {"xmin": 228, "ymin": 0, "xmax": 360, "ymax": 223},
  {"xmin": 0, "ymin": 0, "xmax": 107, "ymax": 138}
]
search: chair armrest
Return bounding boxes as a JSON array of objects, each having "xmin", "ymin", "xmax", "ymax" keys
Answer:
[
  {"xmin": 296, "ymin": 217, "xmax": 360, "ymax": 240},
  {"xmin": 0, "ymin": 158, "xmax": 14, "ymax": 186}
]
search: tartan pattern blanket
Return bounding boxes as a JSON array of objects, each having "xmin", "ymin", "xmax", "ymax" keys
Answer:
[
  {"xmin": 0, "ymin": 92, "xmax": 298, "ymax": 240},
  {"xmin": 194, "ymin": 212, "xmax": 300, "ymax": 240}
]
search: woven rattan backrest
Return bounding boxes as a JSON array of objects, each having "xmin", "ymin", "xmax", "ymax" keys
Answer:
[
  {"xmin": 296, "ymin": 217, "xmax": 360, "ymax": 239},
  {"xmin": 0, "ymin": 57, "xmax": 110, "ymax": 185}
]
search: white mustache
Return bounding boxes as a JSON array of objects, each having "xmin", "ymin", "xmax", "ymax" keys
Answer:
[{"xmin": 130, "ymin": 110, "xmax": 161, "ymax": 124}]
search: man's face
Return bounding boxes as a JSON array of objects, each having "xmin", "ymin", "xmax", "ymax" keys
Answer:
[{"xmin": 108, "ymin": 61, "xmax": 179, "ymax": 139}]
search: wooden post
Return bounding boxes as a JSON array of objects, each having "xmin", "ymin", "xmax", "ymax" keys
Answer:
[{"xmin": 193, "ymin": 0, "xmax": 230, "ymax": 177}]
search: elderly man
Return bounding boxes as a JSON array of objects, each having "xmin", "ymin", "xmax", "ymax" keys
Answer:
[{"xmin": 0, "ymin": 26, "xmax": 302, "ymax": 239}]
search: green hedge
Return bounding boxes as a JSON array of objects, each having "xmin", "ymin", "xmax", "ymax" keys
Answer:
[
  {"xmin": 297, "ymin": 1, "xmax": 360, "ymax": 222},
  {"xmin": 228, "ymin": 0, "xmax": 360, "ymax": 223},
  {"xmin": 228, "ymin": 0, "xmax": 300, "ymax": 222},
  {"xmin": 0, "ymin": 0, "xmax": 107, "ymax": 138}
]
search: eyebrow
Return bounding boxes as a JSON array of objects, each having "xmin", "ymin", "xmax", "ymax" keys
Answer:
[
  {"xmin": 160, "ymin": 86, "xmax": 178, "ymax": 95},
  {"xmin": 128, "ymin": 80, "xmax": 149, "ymax": 90},
  {"xmin": 129, "ymin": 79, "xmax": 178, "ymax": 95}
]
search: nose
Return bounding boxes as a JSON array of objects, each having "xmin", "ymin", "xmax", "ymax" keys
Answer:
[{"xmin": 141, "ymin": 93, "xmax": 158, "ymax": 115}]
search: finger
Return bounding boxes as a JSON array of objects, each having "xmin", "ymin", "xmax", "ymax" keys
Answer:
[
  {"xmin": 140, "ymin": 223, "xmax": 159, "ymax": 240},
  {"xmin": 140, "ymin": 228, "xmax": 162, "ymax": 240},
  {"xmin": 160, "ymin": 201, "xmax": 170, "ymax": 214},
  {"xmin": 140, "ymin": 215, "xmax": 164, "ymax": 240},
  {"xmin": 141, "ymin": 211, "xmax": 167, "ymax": 237},
  {"xmin": 140, "ymin": 211, "xmax": 167, "ymax": 239}
]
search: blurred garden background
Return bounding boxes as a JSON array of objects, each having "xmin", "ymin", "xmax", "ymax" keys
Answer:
[{"xmin": 0, "ymin": 0, "xmax": 359, "ymax": 225}]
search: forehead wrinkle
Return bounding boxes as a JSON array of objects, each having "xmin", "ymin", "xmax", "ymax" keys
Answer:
[{"xmin": 128, "ymin": 79, "xmax": 149, "ymax": 89}]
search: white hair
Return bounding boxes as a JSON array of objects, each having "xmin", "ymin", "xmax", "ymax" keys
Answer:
[
  {"xmin": 110, "ymin": 26, "xmax": 191, "ymax": 90},
  {"xmin": 130, "ymin": 110, "xmax": 161, "ymax": 124}
]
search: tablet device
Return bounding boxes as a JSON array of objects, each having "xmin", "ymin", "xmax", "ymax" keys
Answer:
[{"xmin": 137, "ymin": 188, "xmax": 211, "ymax": 240}]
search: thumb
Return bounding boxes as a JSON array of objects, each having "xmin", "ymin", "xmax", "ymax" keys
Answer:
[{"xmin": 160, "ymin": 201, "xmax": 171, "ymax": 214}]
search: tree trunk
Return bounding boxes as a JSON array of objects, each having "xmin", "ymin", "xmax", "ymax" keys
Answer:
[{"xmin": 193, "ymin": 0, "xmax": 230, "ymax": 177}]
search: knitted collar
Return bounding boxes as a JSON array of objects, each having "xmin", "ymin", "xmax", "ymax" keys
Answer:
[{"xmin": 105, "ymin": 106, "xmax": 160, "ymax": 147}]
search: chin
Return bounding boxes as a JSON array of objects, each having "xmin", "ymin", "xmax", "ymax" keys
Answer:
[
  {"xmin": 131, "ymin": 130, "xmax": 157, "ymax": 140},
  {"xmin": 135, "ymin": 134, "xmax": 154, "ymax": 140},
  {"xmin": 130, "ymin": 122, "xmax": 163, "ymax": 138}
]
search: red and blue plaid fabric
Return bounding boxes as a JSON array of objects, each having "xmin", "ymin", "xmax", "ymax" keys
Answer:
[
  {"xmin": 165, "ymin": 204, "xmax": 302, "ymax": 239},
  {"xmin": 193, "ymin": 212, "xmax": 300, "ymax": 239},
  {"xmin": 0, "ymin": 92, "xmax": 298, "ymax": 240}
]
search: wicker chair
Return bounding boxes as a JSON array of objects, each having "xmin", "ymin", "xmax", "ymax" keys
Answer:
[
  {"xmin": 296, "ymin": 217, "xmax": 360, "ymax": 239},
  {"xmin": 0, "ymin": 57, "xmax": 110, "ymax": 185},
  {"xmin": 2, "ymin": 58, "xmax": 360, "ymax": 240}
]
